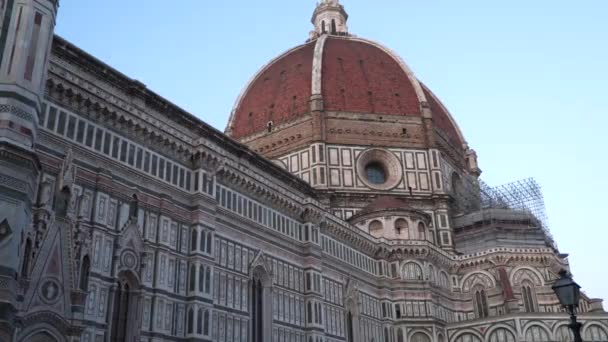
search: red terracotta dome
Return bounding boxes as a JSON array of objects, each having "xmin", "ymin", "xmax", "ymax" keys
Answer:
[
  {"xmin": 227, "ymin": 35, "xmax": 465, "ymax": 148},
  {"xmin": 226, "ymin": 1, "xmax": 467, "ymax": 153}
]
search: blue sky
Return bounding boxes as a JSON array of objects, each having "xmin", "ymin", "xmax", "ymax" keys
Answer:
[{"xmin": 56, "ymin": 1, "xmax": 608, "ymax": 301}]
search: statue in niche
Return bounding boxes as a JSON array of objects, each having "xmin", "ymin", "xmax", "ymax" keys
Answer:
[
  {"xmin": 59, "ymin": 148, "xmax": 76, "ymax": 190},
  {"xmin": 38, "ymin": 180, "xmax": 53, "ymax": 208},
  {"xmin": 55, "ymin": 186, "xmax": 71, "ymax": 217}
]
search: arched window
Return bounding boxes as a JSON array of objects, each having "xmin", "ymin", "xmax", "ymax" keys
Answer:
[
  {"xmin": 394, "ymin": 219, "xmax": 408, "ymax": 237},
  {"xmin": 110, "ymin": 281, "xmax": 132, "ymax": 342},
  {"xmin": 196, "ymin": 308, "xmax": 203, "ymax": 334},
  {"xmin": 204, "ymin": 267, "xmax": 211, "ymax": 293},
  {"xmin": 346, "ymin": 311, "xmax": 354, "ymax": 342},
  {"xmin": 439, "ymin": 271, "xmax": 450, "ymax": 289},
  {"xmin": 411, "ymin": 332, "xmax": 431, "ymax": 342},
  {"xmin": 555, "ymin": 325, "xmax": 574, "ymax": 342},
  {"xmin": 524, "ymin": 325, "xmax": 551, "ymax": 342},
  {"xmin": 428, "ymin": 264, "xmax": 435, "ymax": 284},
  {"xmin": 473, "ymin": 287, "xmax": 489, "ymax": 318},
  {"xmin": 585, "ymin": 324, "xmax": 608, "ymax": 341},
  {"xmin": 206, "ymin": 233, "xmax": 212, "ymax": 253},
  {"xmin": 369, "ymin": 220, "xmax": 383, "ymax": 234},
  {"xmin": 417, "ymin": 222, "xmax": 426, "ymax": 240},
  {"xmin": 251, "ymin": 278, "xmax": 264, "ymax": 342},
  {"xmin": 522, "ymin": 281, "xmax": 537, "ymax": 313},
  {"xmin": 397, "ymin": 329, "xmax": 404, "ymax": 342},
  {"xmin": 187, "ymin": 308, "xmax": 194, "ymax": 334},
  {"xmin": 79, "ymin": 255, "xmax": 91, "ymax": 291},
  {"xmin": 331, "ymin": 19, "xmax": 337, "ymax": 34},
  {"xmin": 402, "ymin": 262, "xmax": 423, "ymax": 280},
  {"xmin": 203, "ymin": 310, "xmax": 210, "ymax": 335},
  {"xmin": 200, "ymin": 232, "xmax": 206, "ymax": 253},
  {"xmin": 454, "ymin": 333, "xmax": 482, "ymax": 342},
  {"xmin": 189, "ymin": 265, "xmax": 196, "ymax": 292},
  {"xmin": 266, "ymin": 121, "xmax": 273, "ymax": 133},
  {"xmin": 488, "ymin": 328, "xmax": 516, "ymax": 342},
  {"xmin": 191, "ymin": 229, "xmax": 197, "ymax": 252},
  {"xmin": 198, "ymin": 265, "xmax": 204, "ymax": 292},
  {"xmin": 21, "ymin": 238, "xmax": 32, "ymax": 277},
  {"xmin": 321, "ymin": 20, "xmax": 326, "ymax": 33}
]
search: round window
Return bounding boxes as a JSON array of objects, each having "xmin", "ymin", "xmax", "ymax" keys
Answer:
[
  {"xmin": 356, "ymin": 148, "xmax": 403, "ymax": 190},
  {"xmin": 365, "ymin": 162, "xmax": 386, "ymax": 184}
]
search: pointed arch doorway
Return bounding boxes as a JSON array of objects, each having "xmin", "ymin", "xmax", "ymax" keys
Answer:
[
  {"xmin": 109, "ymin": 271, "xmax": 142, "ymax": 342},
  {"xmin": 250, "ymin": 264, "xmax": 273, "ymax": 342}
]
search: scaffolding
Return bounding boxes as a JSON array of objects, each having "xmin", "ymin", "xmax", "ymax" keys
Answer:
[{"xmin": 449, "ymin": 173, "xmax": 555, "ymax": 249}]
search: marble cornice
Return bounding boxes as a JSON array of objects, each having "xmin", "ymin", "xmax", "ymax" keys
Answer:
[
  {"xmin": 215, "ymin": 164, "xmax": 303, "ymax": 217},
  {"xmin": 45, "ymin": 76, "xmax": 194, "ymax": 165}
]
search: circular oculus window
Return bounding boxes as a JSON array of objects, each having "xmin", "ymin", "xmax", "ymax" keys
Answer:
[{"xmin": 356, "ymin": 148, "xmax": 402, "ymax": 190}]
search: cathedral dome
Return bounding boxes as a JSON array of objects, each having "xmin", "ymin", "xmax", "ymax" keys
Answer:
[{"xmin": 226, "ymin": 0, "xmax": 467, "ymax": 159}]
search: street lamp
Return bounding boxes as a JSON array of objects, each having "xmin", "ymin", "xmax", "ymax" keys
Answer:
[{"xmin": 552, "ymin": 269, "xmax": 583, "ymax": 342}]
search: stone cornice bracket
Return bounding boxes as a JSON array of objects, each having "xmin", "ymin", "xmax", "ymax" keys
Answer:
[
  {"xmin": 194, "ymin": 148, "xmax": 223, "ymax": 173},
  {"xmin": 301, "ymin": 204, "xmax": 325, "ymax": 225},
  {"xmin": 216, "ymin": 165, "xmax": 302, "ymax": 217}
]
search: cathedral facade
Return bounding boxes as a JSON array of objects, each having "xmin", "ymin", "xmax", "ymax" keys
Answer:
[{"xmin": 0, "ymin": 1, "xmax": 606, "ymax": 341}]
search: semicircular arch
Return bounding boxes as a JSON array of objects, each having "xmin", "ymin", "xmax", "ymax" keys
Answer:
[{"xmin": 461, "ymin": 271, "xmax": 496, "ymax": 292}]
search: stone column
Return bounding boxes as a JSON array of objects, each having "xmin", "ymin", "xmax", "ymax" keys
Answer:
[{"xmin": 0, "ymin": 0, "xmax": 58, "ymax": 337}]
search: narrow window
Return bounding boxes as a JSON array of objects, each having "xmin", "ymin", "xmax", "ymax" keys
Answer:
[
  {"xmin": 191, "ymin": 230, "xmax": 197, "ymax": 252},
  {"xmin": 346, "ymin": 311, "xmax": 354, "ymax": 342},
  {"xmin": 158, "ymin": 159, "xmax": 165, "ymax": 179},
  {"xmin": 200, "ymin": 232, "xmax": 206, "ymax": 253},
  {"xmin": 136, "ymin": 148, "xmax": 143, "ymax": 169},
  {"xmin": 46, "ymin": 107, "xmax": 57, "ymax": 130},
  {"xmin": 94, "ymin": 127, "xmax": 103, "ymax": 151},
  {"xmin": 144, "ymin": 152, "xmax": 150, "ymax": 172},
  {"xmin": 67, "ymin": 116, "xmax": 76, "ymax": 139},
  {"xmin": 111, "ymin": 137, "xmax": 120, "ymax": 158},
  {"xmin": 331, "ymin": 19, "xmax": 337, "ymax": 34},
  {"xmin": 198, "ymin": 265, "xmax": 204, "ymax": 292},
  {"xmin": 85, "ymin": 124, "xmax": 94, "ymax": 147},
  {"xmin": 7, "ymin": 7, "xmax": 23, "ymax": 75},
  {"xmin": 119, "ymin": 141, "xmax": 127, "ymax": 162},
  {"xmin": 24, "ymin": 12, "xmax": 43, "ymax": 81},
  {"xmin": 203, "ymin": 310, "xmax": 210, "ymax": 335},
  {"xmin": 187, "ymin": 308, "xmax": 194, "ymax": 334},
  {"xmin": 103, "ymin": 132, "xmax": 111, "ymax": 154},
  {"xmin": 205, "ymin": 233, "xmax": 212, "ymax": 253},
  {"xmin": 197, "ymin": 308, "xmax": 203, "ymax": 334},
  {"xmin": 127, "ymin": 144, "xmax": 135, "ymax": 165},
  {"xmin": 186, "ymin": 172, "xmax": 191, "ymax": 191},
  {"xmin": 79, "ymin": 256, "xmax": 90, "ymax": 291},
  {"xmin": 39, "ymin": 103, "xmax": 46, "ymax": 125},
  {"xmin": 321, "ymin": 20, "xmax": 326, "ymax": 33},
  {"xmin": 251, "ymin": 278, "xmax": 264, "ymax": 341},
  {"xmin": 151, "ymin": 155, "xmax": 158, "ymax": 176},
  {"xmin": 56, "ymin": 111, "xmax": 66, "ymax": 135},
  {"xmin": 189, "ymin": 265, "xmax": 196, "ymax": 292},
  {"xmin": 76, "ymin": 120, "xmax": 85, "ymax": 143},
  {"xmin": 204, "ymin": 267, "xmax": 211, "ymax": 293}
]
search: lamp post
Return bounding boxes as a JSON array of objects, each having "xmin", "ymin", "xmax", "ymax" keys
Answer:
[{"xmin": 552, "ymin": 269, "xmax": 583, "ymax": 342}]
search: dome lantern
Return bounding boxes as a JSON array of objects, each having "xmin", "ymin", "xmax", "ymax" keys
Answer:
[{"xmin": 310, "ymin": 0, "xmax": 349, "ymax": 39}]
